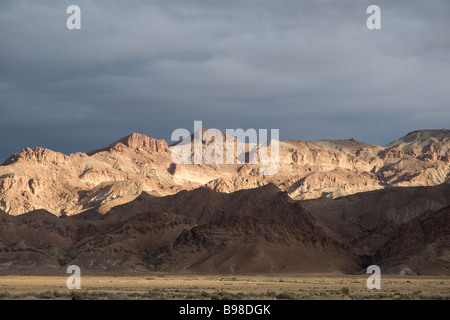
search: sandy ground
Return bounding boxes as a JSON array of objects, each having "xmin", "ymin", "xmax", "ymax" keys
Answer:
[{"xmin": 0, "ymin": 273, "xmax": 449, "ymax": 300}]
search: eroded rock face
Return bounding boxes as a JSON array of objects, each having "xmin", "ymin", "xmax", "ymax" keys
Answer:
[
  {"xmin": 370, "ymin": 204, "xmax": 450, "ymax": 276},
  {"xmin": 0, "ymin": 183, "xmax": 447, "ymax": 275},
  {"xmin": 0, "ymin": 130, "xmax": 449, "ymax": 216},
  {"xmin": 0, "ymin": 185, "xmax": 360, "ymax": 274},
  {"xmin": 303, "ymin": 183, "xmax": 450, "ymax": 276}
]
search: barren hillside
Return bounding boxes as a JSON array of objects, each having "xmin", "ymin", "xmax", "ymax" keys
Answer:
[{"xmin": 1, "ymin": 129, "xmax": 449, "ymax": 216}]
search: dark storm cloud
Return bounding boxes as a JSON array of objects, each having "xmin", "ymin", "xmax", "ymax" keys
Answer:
[{"xmin": 1, "ymin": 0, "xmax": 449, "ymax": 161}]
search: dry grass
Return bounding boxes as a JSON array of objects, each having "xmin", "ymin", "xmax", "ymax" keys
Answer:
[{"xmin": 0, "ymin": 274, "xmax": 448, "ymax": 300}]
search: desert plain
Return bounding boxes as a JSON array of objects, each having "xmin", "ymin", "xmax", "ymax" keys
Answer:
[{"xmin": 0, "ymin": 273, "xmax": 448, "ymax": 300}]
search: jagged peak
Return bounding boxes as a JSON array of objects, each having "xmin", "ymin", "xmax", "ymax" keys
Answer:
[
  {"xmin": 1, "ymin": 147, "xmax": 69, "ymax": 166},
  {"xmin": 118, "ymin": 132, "xmax": 166, "ymax": 148},
  {"xmin": 87, "ymin": 133, "xmax": 169, "ymax": 155},
  {"xmin": 387, "ymin": 129, "xmax": 450, "ymax": 147},
  {"xmin": 404, "ymin": 129, "xmax": 449, "ymax": 139}
]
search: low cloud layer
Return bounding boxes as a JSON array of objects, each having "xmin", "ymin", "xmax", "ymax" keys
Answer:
[{"xmin": 1, "ymin": 0, "xmax": 449, "ymax": 161}]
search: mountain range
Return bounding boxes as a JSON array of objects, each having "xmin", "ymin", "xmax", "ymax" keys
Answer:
[{"xmin": 0, "ymin": 129, "xmax": 449, "ymax": 275}]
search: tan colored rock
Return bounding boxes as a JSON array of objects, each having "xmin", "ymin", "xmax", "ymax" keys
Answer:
[{"xmin": 0, "ymin": 130, "xmax": 449, "ymax": 216}]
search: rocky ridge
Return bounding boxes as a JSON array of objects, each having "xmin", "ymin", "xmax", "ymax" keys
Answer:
[{"xmin": 0, "ymin": 129, "xmax": 449, "ymax": 216}]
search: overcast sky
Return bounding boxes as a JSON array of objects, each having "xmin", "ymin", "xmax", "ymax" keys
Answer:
[{"xmin": 1, "ymin": 0, "xmax": 449, "ymax": 162}]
